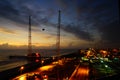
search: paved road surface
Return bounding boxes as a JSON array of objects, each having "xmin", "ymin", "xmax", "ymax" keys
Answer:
[{"xmin": 69, "ymin": 63, "xmax": 89, "ymax": 80}]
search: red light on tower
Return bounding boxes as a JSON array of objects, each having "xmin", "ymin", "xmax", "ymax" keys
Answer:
[
  {"xmin": 35, "ymin": 59, "xmax": 39, "ymax": 62},
  {"xmin": 36, "ymin": 53, "xmax": 40, "ymax": 57}
]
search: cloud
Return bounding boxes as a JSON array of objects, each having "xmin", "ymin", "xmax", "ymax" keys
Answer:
[
  {"xmin": 0, "ymin": 0, "xmax": 119, "ymax": 48},
  {"xmin": 97, "ymin": 20, "xmax": 120, "ymax": 44},
  {"xmin": 55, "ymin": 0, "xmax": 119, "ymax": 43},
  {"xmin": 0, "ymin": 43, "xmax": 20, "ymax": 49},
  {"xmin": 0, "ymin": 27, "xmax": 16, "ymax": 34},
  {"xmin": 75, "ymin": 0, "xmax": 119, "ymax": 43},
  {"xmin": 0, "ymin": 43, "xmax": 54, "ymax": 49},
  {"xmin": 0, "ymin": 0, "xmax": 54, "ymax": 26},
  {"xmin": 0, "ymin": 0, "xmax": 20, "ymax": 23},
  {"xmin": 62, "ymin": 24, "xmax": 93, "ymax": 41},
  {"xmin": 0, "ymin": 0, "xmax": 93, "ymax": 42}
]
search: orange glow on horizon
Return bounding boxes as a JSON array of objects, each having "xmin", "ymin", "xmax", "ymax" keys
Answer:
[{"xmin": 0, "ymin": 24, "xmax": 89, "ymax": 49}]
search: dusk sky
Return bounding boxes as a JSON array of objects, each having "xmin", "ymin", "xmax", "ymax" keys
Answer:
[{"xmin": 0, "ymin": 0, "xmax": 119, "ymax": 49}]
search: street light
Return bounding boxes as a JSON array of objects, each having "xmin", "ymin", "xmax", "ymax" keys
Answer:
[
  {"xmin": 105, "ymin": 65, "xmax": 108, "ymax": 68},
  {"xmin": 105, "ymin": 65, "xmax": 109, "ymax": 76},
  {"xmin": 41, "ymin": 60, "xmax": 44, "ymax": 66},
  {"xmin": 20, "ymin": 66, "xmax": 24, "ymax": 74}
]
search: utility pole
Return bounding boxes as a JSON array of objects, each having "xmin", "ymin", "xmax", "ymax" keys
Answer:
[{"xmin": 28, "ymin": 15, "xmax": 32, "ymax": 55}]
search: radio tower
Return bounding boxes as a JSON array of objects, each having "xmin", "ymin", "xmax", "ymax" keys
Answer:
[
  {"xmin": 57, "ymin": 10, "xmax": 61, "ymax": 58},
  {"xmin": 28, "ymin": 15, "xmax": 32, "ymax": 55},
  {"xmin": 56, "ymin": 10, "xmax": 61, "ymax": 80}
]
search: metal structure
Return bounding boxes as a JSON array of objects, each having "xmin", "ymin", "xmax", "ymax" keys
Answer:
[
  {"xmin": 28, "ymin": 16, "xmax": 32, "ymax": 55},
  {"xmin": 56, "ymin": 10, "xmax": 61, "ymax": 80},
  {"xmin": 56, "ymin": 10, "xmax": 61, "ymax": 58}
]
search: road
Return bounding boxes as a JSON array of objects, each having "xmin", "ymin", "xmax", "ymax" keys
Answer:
[
  {"xmin": 12, "ymin": 64, "xmax": 56, "ymax": 80},
  {"xmin": 11, "ymin": 58, "xmax": 78, "ymax": 80},
  {"xmin": 11, "ymin": 58, "xmax": 120, "ymax": 80},
  {"xmin": 69, "ymin": 63, "xmax": 89, "ymax": 80}
]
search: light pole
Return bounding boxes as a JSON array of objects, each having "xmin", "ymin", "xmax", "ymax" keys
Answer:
[{"xmin": 20, "ymin": 66, "xmax": 24, "ymax": 74}]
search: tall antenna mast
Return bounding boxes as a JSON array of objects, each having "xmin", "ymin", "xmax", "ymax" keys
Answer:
[
  {"xmin": 28, "ymin": 15, "xmax": 32, "ymax": 55},
  {"xmin": 56, "ymin": 10, "xmax": 61, "ymax": 80},
  {"xmin": 57, "ymin": 10, "xmax": 61, "ymax": 58}
]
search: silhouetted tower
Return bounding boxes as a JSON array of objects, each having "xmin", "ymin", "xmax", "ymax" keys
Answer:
[
  {"xmin": 56, "ymin": 10, "xmax": 61, "ymax": 58},
  {"xmin": 28, "ymin": 16, "xmax": 32, "ymax": 55},
  {"xmin": 56, "ymin": 10, "xmax": 61, "ymax": 80}
]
